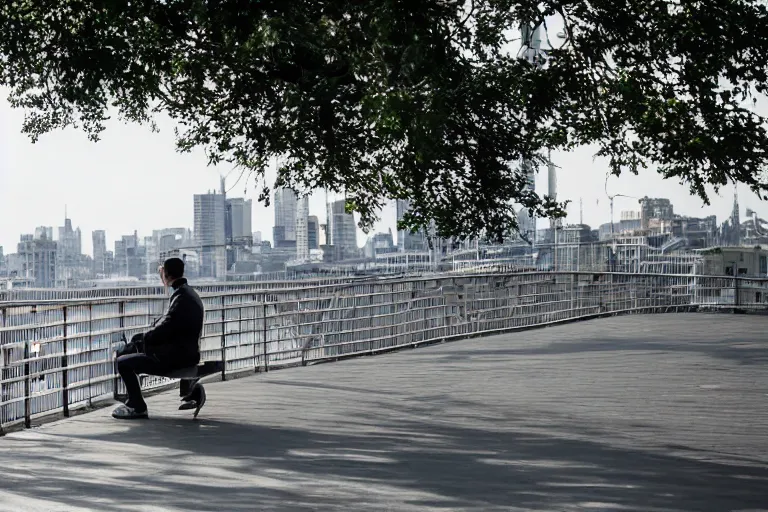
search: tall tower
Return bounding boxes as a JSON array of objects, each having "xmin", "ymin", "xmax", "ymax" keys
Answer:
[
  {"xmin": 296, "ymin": 194, "xmax": 310, "ymax": 261},
  {"xmin": 396, "ymin": 199, "xmax": 427, "ymax": 252},
  {"xmin": 193, "ymin": 189, "xmax": 227, "ymax": 278},
  {"xmin": 327, "ymin": 199, "xmax": 358, "ymax": 260},
  {"xmin": 273, "ymin": 188, "xmax": 298, "ymax": 248},
  {"xmin": 731, "ymin": 183, "xmax": 741, "ymax": 246},
  {"xmin": 92, "ymin": 230, "xmax": 107, "ymax": 277},
  {"xmin": 547, "ymin": 150, "xmax": 558, "ymax": 231},
  {"xmin": 518, "ymin": 22, "xmax": 545, "ymax": 245}
]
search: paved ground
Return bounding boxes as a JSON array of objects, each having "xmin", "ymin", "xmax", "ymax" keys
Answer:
[{"xmin": 0, "ymin": 313, "xmax": 766, "ymax": 512}]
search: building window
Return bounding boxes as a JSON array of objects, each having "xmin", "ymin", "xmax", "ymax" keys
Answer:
[{"xmin": 760, "ymin": 255, "xmax": 767, "ymax": 275}]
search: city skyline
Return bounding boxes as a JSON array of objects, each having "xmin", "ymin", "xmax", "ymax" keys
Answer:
[{"xmin": 2, "ymin": 88, "xmax": 767, "ymax": 256}]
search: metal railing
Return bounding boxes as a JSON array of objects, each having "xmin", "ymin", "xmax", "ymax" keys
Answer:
[
  {"xmin": 1, "ymin": 271, "xmax": 766, "ymax": 431},
  {"xmin": 0, "ymin": 273, "xmax": 384, "ymax": 303}
]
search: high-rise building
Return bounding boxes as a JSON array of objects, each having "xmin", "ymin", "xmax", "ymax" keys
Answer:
[
  {"xmin": 327, "ymin": 199, "xmax": 358, "ymax": 260},
  {"xmin": 273, "ymin": 188, "xmax": 298, "ymax": 248},
  {"xmin": 114, "ymin": 239, "xmax": 126, "ymax": 276},
  {"xmin": 225, "ymin": 197, "xmax": 252, "ymax": 268},
  {"xmin": 153, "ymin": 228, "xmax": 191, "ymax": 256},
  {"xmin": 396, "ymin": 200, "xmax": 427, "ymax": 252},
  {"xmin": 104, "ymin": 250, "xmax": 115, "ymax": 277},
  {"xmin": 307, "ymin": 216, "xmax": 319, "ymax": 250},
  {"xmin": 227, "ymin": 198, "xmax": 253, "ymax": 241},
  {"xmin": 56, "ymin": 216, "xmax": 83, "ymax": 286},
  {"xmin": 620, "ymin": 210, "xmax": 641, "ymax": 221},
  {"xmin": 296, "ymin": 195, "xmax": 310, "ymax": 261},
  {"xmin": 18, "ymin": 230, "xmax": 57, "ymax": 287},
  {"xmin": 364, "ymin": 231, "xmax": 396, "ymax": 258},
  {"xmin": 0, "ymin": 246, "xmax": 5, "ymax": 277},
  {"xmin": 194, "ymin": 189, "xmax": 227, "ymax": 278},
  {"xmin": 35, "ymin": 226, "xmax": 53, "ymax": 241},
  {"xmin": 639, "ymin": 197, "xmax": 674, "ymax": 230},
  {"xmin": 92, "ymin": 230, "xmax": 107, "ymax": 277},
  {"xmin": 114, "ymin": 231, "xmax": 143, "ymax": 278}
]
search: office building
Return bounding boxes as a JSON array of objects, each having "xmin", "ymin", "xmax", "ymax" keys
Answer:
[
  {"xmin": 327, "ymin": 199, "xmax": 358, "ymax": 260},
  {"xmin": 35, "ymin": 226, "xmax": 53, "ymax": 241},
  {"xmin": 225, "ymin": 197, "xmax": 253, "ymax": 268},
  {"xmin": 273, "ymin": 188, "xmax": 298, "ymax": 249},
  {"xmin": 296, "ymin": 195, "xmax": 310, "ymax": 261},
  {"xmin": 307, "ymin": 216, "xmax": 319, "ymax": 250},
  {"xmin": 114, "ymin": 231, "xmax": 143, "ymax": 278},
  {"xmin": 92, "ymin": 230, "xmax": 107, "ymax": 277},
  {"xmin": 227, "ymin": 198, "xmax": 253, "ymax": 241},
  {"xmin": 18, "ymin": 230, "xmax": 57, "ymax": 288},
  {"xmin": 364, "ymin": 231, "xmax": 396, "ymax": 258},
  {"xmin": 395, "ymin": 199, "xmax": 427, "ymax": 252},
  {"xmin": 640, "ymin": 197, "xmax": 675, "ymax": 230},
  {"xmin": 194, "ymin": 188, "xmax": 227, "ymax": 278}
]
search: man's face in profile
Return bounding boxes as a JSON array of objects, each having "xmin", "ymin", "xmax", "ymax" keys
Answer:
[{"xmin": 158, "ymin": 265, "xmax": 171, "ymax": 287}]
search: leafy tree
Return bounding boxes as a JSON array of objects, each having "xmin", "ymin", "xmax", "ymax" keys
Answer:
[{"xmin": 1, "ymin": 0, "xmax": 767, "ymax": 242}]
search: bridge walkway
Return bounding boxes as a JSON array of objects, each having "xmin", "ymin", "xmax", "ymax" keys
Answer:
[{"xmin": 0, "ymin": 314, "xmax": 766, "ymax": 511}]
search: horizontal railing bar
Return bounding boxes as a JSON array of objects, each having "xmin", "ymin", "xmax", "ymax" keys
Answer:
[{"xmin": 2, "ymin": 271, "xmax": 767, "ymax": 429}]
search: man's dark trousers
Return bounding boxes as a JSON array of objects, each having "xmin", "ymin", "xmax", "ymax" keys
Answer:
[
  {"xmin": 116, "ymin": 334, "xmax": 198, "ymax": 411},
  {"xmin": 117, "ymin": 353, "xmax": 171, "ymax": 412}
]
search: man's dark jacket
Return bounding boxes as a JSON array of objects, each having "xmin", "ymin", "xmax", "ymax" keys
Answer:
[{"xmin": 143, "ymin": 278, "xmax": 204, "ymax": 367}]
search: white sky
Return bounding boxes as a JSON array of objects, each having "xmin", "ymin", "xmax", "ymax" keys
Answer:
[{"xmin": 1, "ymin": 88, "xmax": 767, "ymax": 257}]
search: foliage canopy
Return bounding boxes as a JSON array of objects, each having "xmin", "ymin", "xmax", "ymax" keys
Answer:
[{"xmin": 1, "ymin": 0, "xmax": 767, "ymax": 241}]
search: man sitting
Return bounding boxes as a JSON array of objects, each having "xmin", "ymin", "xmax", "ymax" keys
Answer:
[{"xmin": 112, "ymin": 257, "xmax": 204, "ymax": 419}]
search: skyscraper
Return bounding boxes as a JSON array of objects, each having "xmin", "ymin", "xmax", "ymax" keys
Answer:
[
  {"xmin": 194, "ymin": 190, "xmax": 227, "ymax": 278},
  {"xmin": 227, "ymin": 198, "xmax": 253, "ymax": 241},
  {"xmin": 225, "ymin": 197, "xmax": 252, "ymax": 268},
  {"xmin": 114, "ymin": 231, "xmax": 143, "ymax": 278},
  {"xmin": 307, "ymin": 216, "xmax": 319, "ymax": 250},
  {"xmin": 296, "ymin": 195, "xmax": 310, "ymax": 261},
  {"xmin": 56, "ymin": 217, "xmax": 82, "ymax": 286},
  {"xmin": 273, "ymin": 188, "xmax": 298, "ymax": 248},
  {"xmin": 18, "ymin": 230, "xmax": 57, "ymax": 287},
  {"xmin": 519, "ymin": 22, "xmax": 544, "ymax": 245},
  {"xmin": 327, "ymin": 199, "xmax": 358, "ymax": 260},
  {"xmin": 92, "ymin": 230, "xmax": 107, "ymax": 277},
  {"xmin": 35, "ymin": 226, "xmax": 53, "ymax": 240},
  {"xmin": 396, "ymin": 199, "xmax": 427, "ymax": 252}
]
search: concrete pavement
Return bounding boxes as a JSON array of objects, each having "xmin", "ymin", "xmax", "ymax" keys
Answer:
[{"xmin": 0, "ymin": 313, "xmax": 766, "ymax": 511}]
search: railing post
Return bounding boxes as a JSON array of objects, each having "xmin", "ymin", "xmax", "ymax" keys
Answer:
[
  {"xmin": 24, "ymin": 338, "xmax": 30, "ymax": 429},
  {"xmin": 0, "ymin": 307, "xmax": 4, "ymax": 434},
  {"xmin": 87, "ymin": 303, "xmax": 93, "ymax": 408},
  {"xmin": 113, "ymin": 301, "xmax": 125, "ymax": 401},
  {"xmin": 220, "ymin": 295, "xmax": 227, "ymax": 381},
  {"xmin": 262, "ymin": 301, "xmax": 268, "ymax": 372},
  {"xmin": 62, "ymin": 306, "xmax": 69, "ymax": 418},
  {"xmin": 24, "ymin": 306, "xmax": 34, "ymax": 429},
  {"xmin": 251, "ymin": 294, "xmax": 258, "ymax": 373}
]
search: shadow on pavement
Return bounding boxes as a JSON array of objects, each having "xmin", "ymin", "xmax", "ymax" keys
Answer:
[{"xmin": 1, "ymin": 409, "xmax": 766, "ymax": 512}]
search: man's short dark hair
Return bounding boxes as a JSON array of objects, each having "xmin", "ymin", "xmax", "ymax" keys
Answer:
[{"xmin": 163, "ymin": 257, "xmax": 185, "ymax": 280}]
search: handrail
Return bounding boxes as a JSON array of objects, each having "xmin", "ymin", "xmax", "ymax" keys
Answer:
[{"xmin": 0, "ymin": 270, "xmax": 766, "ymax": 431}]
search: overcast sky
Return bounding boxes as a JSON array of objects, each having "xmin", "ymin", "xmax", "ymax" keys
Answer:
[{"xmin": 1, "ymin": 88, "xmax": 766, "ymax": 257}]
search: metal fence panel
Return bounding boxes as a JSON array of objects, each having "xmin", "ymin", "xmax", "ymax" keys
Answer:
[{"xmin": 1, "ymin": 271, "xmax": 767, "ymax": 430}]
